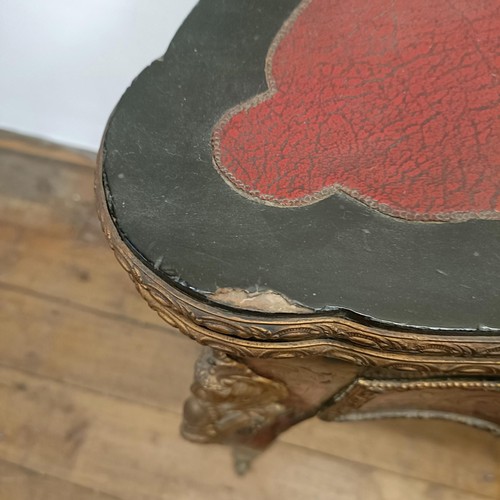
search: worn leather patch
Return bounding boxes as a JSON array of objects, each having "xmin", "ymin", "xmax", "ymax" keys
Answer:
[{"xmin": 213, "ymin": 0, "xmax": 500, "ymax": 221}]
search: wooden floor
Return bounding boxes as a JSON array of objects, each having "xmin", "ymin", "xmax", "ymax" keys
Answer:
[{"xmin": 0, "ymin": 129, "xmax": 498, "ymax": 500}]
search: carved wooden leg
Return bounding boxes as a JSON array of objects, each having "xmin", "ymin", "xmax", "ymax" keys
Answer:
[
  {"xmin": 181, "ymin": 348, "xmax": 289, "ymax": 473},
  {"xmin": 181, "ymin": 348, "xmax": 359, "ymax": 473}
]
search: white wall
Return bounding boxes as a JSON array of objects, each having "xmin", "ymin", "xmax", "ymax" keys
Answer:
[{"xmin": 0, "ymin": 0, "xmax": 197, "ymax": 151}]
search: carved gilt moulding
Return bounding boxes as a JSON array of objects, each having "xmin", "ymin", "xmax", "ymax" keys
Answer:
[{"xmin": 96, "ymin": 154, "xmax": 500, "ymax": 377}]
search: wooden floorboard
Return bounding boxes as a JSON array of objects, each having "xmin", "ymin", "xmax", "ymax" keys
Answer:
[
  {"xmin": 0, "ymin": 460, "xmax": 120, "ymax": 500},
  {"xmin": 0, "ymin": 130, "xmax": 96, "ymax": 169},
  {"xmin": 0, "ymin": 365, "xmax": 492, "ymax": 500},
  {"xmin": 0, "ymin": 130, "xmax": 498, "ymax": 499}
]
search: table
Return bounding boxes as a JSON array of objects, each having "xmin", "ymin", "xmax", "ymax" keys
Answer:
[{"xmin": 96, "ymin": 0, "xmax": 500, "ymax": 473}]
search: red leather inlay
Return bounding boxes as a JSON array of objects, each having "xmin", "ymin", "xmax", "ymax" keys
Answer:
[{"xmin": 212, "ymin": 0, "xmax": 500, "ymax": 221}]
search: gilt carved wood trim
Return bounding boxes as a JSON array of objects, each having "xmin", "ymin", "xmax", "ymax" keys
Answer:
[{"xmin": 181, "ymin": 348, "xmax": 289, "ymax": 445}]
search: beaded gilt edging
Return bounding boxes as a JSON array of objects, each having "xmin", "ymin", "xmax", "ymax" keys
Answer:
[{"xmin": 319, "ymin": 377, "xmax": 500, "ymax": 434}]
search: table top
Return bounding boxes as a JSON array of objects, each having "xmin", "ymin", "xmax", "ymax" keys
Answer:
[{"xmin": 100, "ymin": 0, "xmax": 500, "ymax": 333}]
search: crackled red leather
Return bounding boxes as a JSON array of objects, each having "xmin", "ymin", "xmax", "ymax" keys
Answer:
[{"xmin": 212, "ymin": 0, "xmax": 500, "ymax": 221}]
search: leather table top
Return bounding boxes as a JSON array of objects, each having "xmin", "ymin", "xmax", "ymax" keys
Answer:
[{"xmin": 101, "ymin": 0, "xmax": 500, "ymax": 333}]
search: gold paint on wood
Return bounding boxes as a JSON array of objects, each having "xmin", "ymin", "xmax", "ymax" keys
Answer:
[{"xmin": 182, "ymin": 348, "xmax": 288, "ymax": 444}]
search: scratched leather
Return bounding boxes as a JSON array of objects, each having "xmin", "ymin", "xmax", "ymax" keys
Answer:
[{"xmin": 212, "ymin": 0, "xmax": 500, "ymax": 221}]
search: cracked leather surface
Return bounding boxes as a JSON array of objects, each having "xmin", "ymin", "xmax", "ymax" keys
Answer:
[
  {"xmin": 102, "ymin": 0, "xmax": 500, "ymax": 330},
  {"xmin": 213, "ymin": 0, "xmax": 500, "ymax": 221}
]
